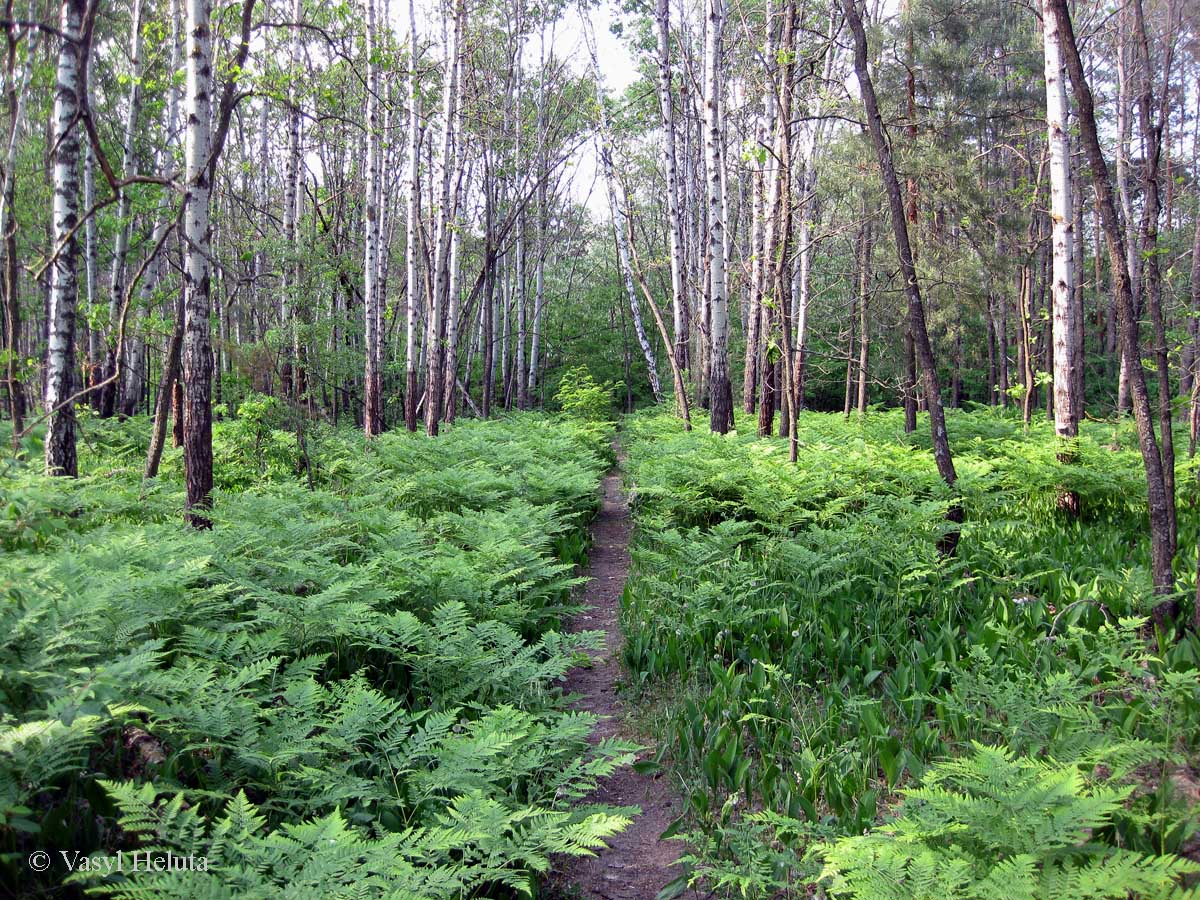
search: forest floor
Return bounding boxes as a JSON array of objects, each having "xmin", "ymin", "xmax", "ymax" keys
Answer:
[{"xmin": 545, "ymin": 449, "xmax": 707, "ymax": 900}]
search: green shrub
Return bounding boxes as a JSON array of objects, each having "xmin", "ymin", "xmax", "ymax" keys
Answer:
[{"xmin": 554, "ymin": 366, "xmax": 621, "ymax": 422}]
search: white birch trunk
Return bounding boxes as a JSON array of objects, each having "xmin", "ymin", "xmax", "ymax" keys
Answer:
[
  {"xmin": 181, "ymin": 0, "xmax": 215, "ymax": 520},
  {"xmin": 584, "ymin": 13, "xmax": 663, "ymax": 402},
  {"xmin": 283, "ymin": 0, "xmax": 303, "ymax": 392},
  {"xmin": 127, "ymin": 0, "xmax": 183, "ymax": 416},
  {"xmin": 104, "ymin": 0, "xmax": 145, "ymax": 414},
  {"xmin": 655, "ymin": 0, "xmax": 688, "ymax": 376},
  {"xmin": 363, "ymin": 0, "xmax": 383, "ymax": 434},
  {"xmin": 425, "ymin": 0, "xmax": 462, "ymax": 433},
  {"xmin": 704, "ymin": 0, "xmax": 731, "ymax": 431},
  {"xmin": 404, "ymin": 0, "xmax": 420, "ymax": 430},
  {"xmin": 513, "ymin": 38, "xmax": 527, "ymax": 410},
  {"xmin": 1042, "ymin": 0, "xmax": 1078, "ymax": 443},
  {"xmin": 82, "ymin": 109, "xmax": 98, "ymax": 391},
  {"xmin": 44, "ymin": 0, "xmax": 84, "ymax": 476}
]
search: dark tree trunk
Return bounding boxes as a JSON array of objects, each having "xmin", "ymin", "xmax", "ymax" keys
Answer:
[
  {"xmin": 844, "ymin": 0, "xmax": 960, "ymax": 548},
  {"xmin": 145, "ymin": 299, "xmax": 184, "ymax": 479}
]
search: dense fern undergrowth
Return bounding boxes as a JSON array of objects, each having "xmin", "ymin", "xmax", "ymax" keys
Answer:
[
  {"xmin": 620, "ymin": 407, "xmax": 1200, "ymax": 899},
  {"xmin": 0, "ymin": 402, "xmax": 637, "ymax": 898}
]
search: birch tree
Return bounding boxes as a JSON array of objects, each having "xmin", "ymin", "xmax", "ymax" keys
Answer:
[
  {"xmin": 425, "ymin": 0, "xmax": 463, "ymax": 435},
  {"xmin": 1041, "ymin": 0, "xmax": 1080, "ymax": 514},
  {"xmin": 44, "ymin": 0, "xmax": 86, "ymax": 476},
  {"xmin": 181, "ymin": 0, "xmax": 254, "ymax": 523},
  {"xmin": 181, "ymin": 0, "xmax": 216, "ymax": 520},
  {"xmin": 100, "ymin": 0, "xmax": 145, "ymax": 418},
  {"xmin": 404, "ymin": 0, "xmax": 420, "ymax": 431},
  {"xmin": 704, "ymin": 0, "xmax": 732, "ymax": 433},
  {"xmin": 584, "ymin": 13, "xmax": 663, "ymax": 405},
  {"xmin": 363, "ymin": 0, "xmax": 383, "ymax": 436},
  {"xmin": 655, "ymin": 0, "xmax": 688, "ymax": 382},
  {"xmin": 1046, "ymin": 0, "xmax": 1175, "ymax": 604},
  {"xmin": 0, "ymin": 1, "xmax": 37, "ymax": 437}
]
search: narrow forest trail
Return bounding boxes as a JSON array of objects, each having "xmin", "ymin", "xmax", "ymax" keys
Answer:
[{"xmin": 546, "ymin": 447, "xmax": 707, "ymax": 900}]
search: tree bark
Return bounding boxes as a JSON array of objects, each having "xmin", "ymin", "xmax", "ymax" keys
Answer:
[
  {"xmin": 1131, "ymin": 0, "xmax": 1177, "ymax": 564},
  {"xmin": 426, "ymin": 0, "xmax": 463, "ymax": 433},
  {"xmin": 843, "ymin": 0, "xmax": 960, "ymax": 546},
  {"xmin": 857, "ymin": 218, "xmax": 871, "ymax": 414},
  {"xmin": 43, "ymin": 0, "xmax": 85, "ymax": 477},
  {"xmin": 404, "ymin": 0, "xmax": 420, "ymax": 431},
  {"xmin": 100, "ymin": 0, "xmax": 144, "ymax": 418},
  {"xmin": 145, "ymin": 295, "xmax": 184, "ymax": 479},
  {"xmin": 656, "ymin": 0, "xmax": 689, "ymax": 380},
  {"xmin": 1047, "ymin": 0, "xmax": 1175, "ymax": 600},
  {"xmin": 363, "ymin": 0, "xmax": 383, "ymax": 436},
  {"xmin": 704, "ymin": 0, "xmax": 732, "ymax": 432},
  {"xmin": 1043, "ymin": 0, "xmax": 1080, "ymax": 518},
  {"xmin": 586, "ymin": 17, "xmax": 663, "ymax": 404},
  {"xmin": 181, "ymin": 0, "xmax": 218, "ymax": 525}
]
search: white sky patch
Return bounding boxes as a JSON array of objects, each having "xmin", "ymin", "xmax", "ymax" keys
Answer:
[
  {"xmin": 560, "ymin": 1, "xmax": 641, "ymax": 216},
  {"xmin": 300, "ymin": 0, "xmax": 642, "ymax": 221}
]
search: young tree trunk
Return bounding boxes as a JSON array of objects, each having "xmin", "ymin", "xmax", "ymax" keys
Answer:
[
  {"xmin": 843, "ymin": 0, "xmax": 960, "ymax": 546},
  {"xmin": 426, "ymin": 0, "xmax": 463, "ymax": 433},
  {"xmin": 655, "ymin": 0, "xmax": 689, "ymax": 380},
  {"xmin": 1, "ymin": 3, "xmax": 36, "ymax": 437},
  {"xmin": 43, "ymin": 0, "xmax": 85, "ymax": 477},
  {"xmin": 404, "ymin": 0, "xmax": 420, "ymax": 431},
  {"xmin": 743, "ymin": 3, "xmax": 774, "ymax": 414},
  {"xmin": 986, "ymin": 294, "xmax": 998, "ymax": 404},
  {"xmin": 126, "ymin": 0, "xmax": 181, "ymax": 420},
  {"xmin": 586, "ymin": 17, "xmax": 663, "ymax": 404},
  {"xmin": 363, "ymin": 0, "xmax": 383, "ymax": 436},
  {"xmin": 843, "ymin": 296, "xmax": 855, "ymax": 418},
  {"xmin": 145, "ymin": 295, "xmax": 184, "ymax": 479},
  {"xmin": 81, "ymin": 104, "xmax": 98, "ymax": 405},
  {"xmin": 1020, "ymin": 263, "xmax": 1035, "ymax": 427},
  {"xmin": 1048, "ymin": 0, "xmax": 1175, "ymax": 602},
  {"xmin": 1189, "ymin": 216, "xmax": 1200, "ymax": 458},
  {"xmin": 1114, "ymin": 6, "xmax": 1137, "ymax": 416},
  {"xmin": 1131, "ymin": 0, "xmax": 1177, "ymax": 564},
  {"xmin": 100, "ymin": 0, "xmax": 144, "ymax": 419},
  {"xmin": 771, "ymin": 0, "xmax": 799, "ymax": 460},
  {"xmin": 282, "ymin": 0, "xmax": 303, "ymax": 399},
  {"xmin": 857, "ymin": 219, "xmax": 871, "ymax": 413},
  {"xmin": 625, "ymin": 216, "xmax": 691, "ymax": 430},
  {"xmin": 1193, "ymin": 215, "xmax": 1200, "ymax": 629},
  {"xmin": 442, "ymin": 211, "xmax": 463, "ymax": 420},
  {"xmin": 704, "ymin": 0, "xmax": 732, "ymax": 433}
]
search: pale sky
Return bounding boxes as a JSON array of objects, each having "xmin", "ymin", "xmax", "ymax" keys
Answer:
[
  {"xmin": 553, "ymin": 1, "xmax": 641, "ymax": 217},
  {"xmin": 373, "ymin": 0, "xmax": 643, "ymax": 219}
]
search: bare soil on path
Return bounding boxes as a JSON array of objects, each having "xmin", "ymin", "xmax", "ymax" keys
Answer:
[{"xmin": 544, "ymin": 457, "xmax": 708, "ymax": 900}]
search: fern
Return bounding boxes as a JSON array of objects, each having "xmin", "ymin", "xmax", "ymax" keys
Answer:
[
  {"xmin": 816, "ymin": 744, "xmax": 1199, "ymax": 900},
  {"xmin": 0, "ymin": 415, "xmax": 628, "ymax": 896}
]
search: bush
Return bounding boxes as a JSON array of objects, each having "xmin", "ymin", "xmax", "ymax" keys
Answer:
[{"xmin": 555, "ymin": 366, "xmax": 621, "ymax": 422}]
